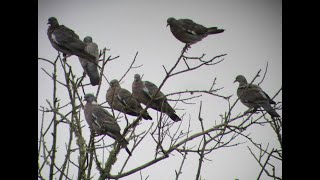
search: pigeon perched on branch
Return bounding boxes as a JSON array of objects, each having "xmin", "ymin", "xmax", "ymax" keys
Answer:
[
  {"xmin": 234, "ymin": 75, "xmax": 280, "ymax": 118},
  {"xmin": 83, "ymin": 94, "xmax": 131, "ymax": 156},
  {"xmin": 167, "ymin": 17, "xmax": 224, "ymax": 46},
  {"xmin": 107, "ymin": 79, "xmax": 152, "ymax": 120},
  {"xmin": 47, "ymin": 17, "xmax": 97, "ymax": 63},
  {"xmin": 79, "ymin": 36, "xmax": 100, "ymax": 86},
  {"xmin": 132, "ymin": 74, "xmax": 181, "ymax": 122}
]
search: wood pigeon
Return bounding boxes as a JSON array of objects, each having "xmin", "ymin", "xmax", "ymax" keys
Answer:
[
  {"xmin": 78, "ymin": 36, "xmax": 100, "ymax": 86},
  {"xmin": 47, "ymin": 17, "xmax": 97, "ymax": 63},
  {"xmin": 132, "ymin": 74, "xmax": 181, "ymax": 122},
  {"xmin": 167, "ymin": 17, "xmax": 224, "ymax": 46},
  {"xmin": 83, "ymin": 94, "xmax": 132, "ymax": 156},
  {"xmin": 107, "ymin": 79, "xmax": 152, "ymax": 120},
  {"xmin": 234, "ymin": 75, "xmax": 280, "ymax": 118}
]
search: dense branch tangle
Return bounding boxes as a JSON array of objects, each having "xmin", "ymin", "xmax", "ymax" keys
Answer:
[{"xmin": 38, "ymin": 44, "xmax": 281, "ymax": 180}]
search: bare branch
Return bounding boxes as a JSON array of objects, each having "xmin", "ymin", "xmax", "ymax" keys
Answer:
[{"xmin": 119, "ymin": 51, "xmax": 141, "ymax": 82}]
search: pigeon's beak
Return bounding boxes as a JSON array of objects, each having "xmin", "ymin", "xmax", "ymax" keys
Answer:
[
  {"xmin": 166, "ymin": 23, "xmax": 169, "ymax": 27},
  {"xmin": 233, "ymin": 79, "xmax": 237, "ymax": 83}
]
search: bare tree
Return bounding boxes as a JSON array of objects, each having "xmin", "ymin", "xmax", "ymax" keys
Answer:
[{"xmin": 38, "ymin": 44, "xmax": 282, "ymax": 180}]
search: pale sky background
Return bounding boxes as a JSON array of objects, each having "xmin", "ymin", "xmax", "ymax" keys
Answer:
[{"xmin": 38, "ymin": 0, "xmax": 282, "ymax": 179}]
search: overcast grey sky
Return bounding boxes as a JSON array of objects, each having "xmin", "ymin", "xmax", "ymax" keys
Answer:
[{"xmin": 38, "ymin": 0, "xmax": 282, "ymax": 179}]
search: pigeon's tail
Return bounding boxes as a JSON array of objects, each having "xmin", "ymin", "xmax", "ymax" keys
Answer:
[
  {"xmin": 118, "ymin": 136, "xmax": 132, "ymax": 156},
  {"xmin": 87, "ymin": 63, "xmax": 100, "ymax": 86},
  {"xmin": 124, "ymin": 147, "xmax": 132, "ymax": 156},
  {"xmin": 207, "ymin": 27, "xmax": 225, "ymax": 35},
  {"xmin": 261, "ymin": 103, "xmax": 280, "ymax": 118},
  {"xmin": 142, "ymin": 112, "xmax": 153, "ymax": 120},
  {"xmin": 90, "ymin": 78, "xmax": 100, "ymax": 86},
  {"xmin": 269, "ymin": 99, "xmax": 276, "ymax": 104},
  {"xmin": 158, "ymin": 101, "xmax": 181, "ymax": 122},
  {"xmin": 124, "ymin": 109, "xmax": 152, "ymax": 120},
  {"xmin": 118, "ymin": 136, "xmax": 129, "ymax": 145},
  {"xmin": 89, "ymin": 75, "xmax": 100, "ymax": 86},
  {"xmin": 266, "ymin": 109, "xmax": 280, "ymax": 118},
  {"xmin": 168, "ymin": 112, "xmax": 182, "ymax": 122}
]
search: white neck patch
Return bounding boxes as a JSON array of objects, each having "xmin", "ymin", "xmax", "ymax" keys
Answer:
[
  {"xmin": 91, "ymin": 101, "xmax": 98, "ymax": 105},
  {"xmin": 51, "ymin": 34, "xmax": 59, "ymax": 44}
]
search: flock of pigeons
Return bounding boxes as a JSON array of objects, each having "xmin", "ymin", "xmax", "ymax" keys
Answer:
[{"xmin": 46, "ymin": 17, "xmax": 280, "ymax": 156}]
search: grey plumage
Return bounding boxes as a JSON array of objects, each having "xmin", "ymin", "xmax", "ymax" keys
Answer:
[
  {"xmin": 107, "ymin": 79, "xmax": 152, "ymax": 120},
  {"xmin": 167, "ymin": 17, "xmax": 224, "ymax": 46},
  {"xmin": 79, "ymin": 36, "xmax": 100, "ymax": 86},
  {"xmin": 234, "ymin": 75, "xmax": 280, "ymax": 118},
  {"xmin": 47, "ymin": 17, "xmax": 97, "ymax": 63},
  {"xmin": 83, "ymin": 94, "xmax": 131, "ymax": 156},
  {"xmin": 132, "ymin": 74, "xmax": 181, "ymax": 122}
]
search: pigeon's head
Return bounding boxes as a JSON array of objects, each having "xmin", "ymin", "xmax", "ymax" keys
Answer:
[
  {"xmin": 109, "ymin": 79, "xmax": 120, "ymax": 87},
  {"xmin": 47, "ymin": 17, "xmax": 59, "ymax": 26},
  {"xmin": 84, "ymin": 93, "xmax": 97, "ymax": 103},
  {"xmin": 134, "ymin": 74, "xmax": 141, "ymax": 82},
  {"xmin": 167, "ymin": 17, "xmax": 176, "ymax": 27},
  {"xmin": 83, "ymin": 36, "xmax": 93, "ymax": 43},
  {"xmin": 234, "ymin": 75, "xmax": 247, "ymax": 84}
]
